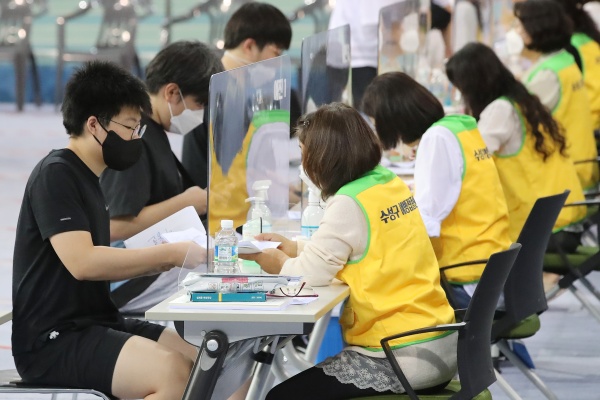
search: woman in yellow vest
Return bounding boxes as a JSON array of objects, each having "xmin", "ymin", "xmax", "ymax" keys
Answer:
[
  {"xmin": 514, "ymin": 0, "xmax": 599, "ymax": 190},
  {"xmin": 554, "ymin": 0, "xmax": 600, "ymax": 130},
  {"xmin": 243, "ymin": 103, "xmax": 457, "ymax": 399},
  {"xmin": 446, "ymin": 42, "xmax": 587, "ymax": 252},
  {"xmin": 362, "ymin": 72, "xmax": 512, "ymax": 309}
]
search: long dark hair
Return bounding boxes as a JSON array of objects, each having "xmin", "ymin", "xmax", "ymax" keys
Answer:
[
  {"xmin": 514, "ymin": 0, "xmax": 573, "ymax": 53},
  {"xmin": 553, "ymin": 0, "xmax": 600, "ymax": 44},
  {"xmin": 446, "ymin": 42, "xmax": 566, "ymax": 160}
]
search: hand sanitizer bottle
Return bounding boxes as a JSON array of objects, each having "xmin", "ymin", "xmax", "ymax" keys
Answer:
[
  {"xmin": 301, "ymin": 188, "xmax": 325, "ymax": 238},
  {"xmin": 242, "ymin": 180, "xmax": 273, "ymax": 240}
]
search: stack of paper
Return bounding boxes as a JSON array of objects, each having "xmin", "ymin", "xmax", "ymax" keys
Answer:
[{"xmin": 169, "ymin": 294, "xmax": 292, "ymax": 311}]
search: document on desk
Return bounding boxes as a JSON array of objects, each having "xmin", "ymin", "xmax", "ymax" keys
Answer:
[{"xmin": 169, "ymin": 294, "xmax": 292, "ymax": 311}]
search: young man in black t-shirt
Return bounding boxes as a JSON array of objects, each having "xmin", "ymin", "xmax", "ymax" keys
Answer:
[
  {"xmin": 100, "ymin": 41, "xmax": 224, "ymax": 313},
  {"xmin": 12, "ymin": 61, "xmax": 202, "ymax": 399}
]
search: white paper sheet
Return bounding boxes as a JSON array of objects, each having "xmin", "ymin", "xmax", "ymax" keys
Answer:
[
  {"xmin": 238, "ymin": 240, "xmax": 281, "ymax": 254},
  {"xmin": 123, "ymin": 206, "xmax": 205, "ymax": 249}
]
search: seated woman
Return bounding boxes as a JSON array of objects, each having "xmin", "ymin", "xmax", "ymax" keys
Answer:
[
  {"xmin": 514, "ymin": 0, "xmax": 599, "ymax": 190},
  {"xmin": 446, "ymin": 42, "xmax": 587, "ymax": 251},
  {"xmin": 362, "ymin": 72, "xmax": 511, "ymax": 308},
  {"xmin": 554, "ymin": 0, "xmax": 600, "ymax": 131},
  {"xmin": 244, "ymin": 103, "xmax": 457, "ymax": 399}
]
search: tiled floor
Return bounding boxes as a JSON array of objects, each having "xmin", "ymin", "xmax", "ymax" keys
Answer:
[{"xmin": 1, "ymin": 104, "xmax": 599, "ymax": 399}]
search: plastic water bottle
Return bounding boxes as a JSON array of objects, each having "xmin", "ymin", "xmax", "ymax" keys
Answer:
[
  {"xmin": 301, "ymin": 188, "xmax": 325, "ymax": 238},
  {"xmin": 214, "ymin": 220, "xmax": 239, "ymax": 274}
]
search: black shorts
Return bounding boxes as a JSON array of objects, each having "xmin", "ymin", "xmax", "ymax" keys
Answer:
[
  {"xmin": 14, "ymin": 319, "xmax": 166, "ymax": 396},
  {"xmin": 431, "ymin": 2, "xmax": 452, "ymax": 31}
]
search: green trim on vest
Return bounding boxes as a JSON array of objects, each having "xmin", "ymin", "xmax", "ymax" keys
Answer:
[
  {"xmin": 251, "ymin": 109, "xmax": 290, "ymax": 130},
  {"xmin": 337, "ymin": 166, "xmax": 397, "ymax": 265},
  {"xmin": 572, "ymin": 32, "xmax": 593, "ymax": 48},
  {"xmin": 245, "ymin": 109, "xmax": 291, "ymax": 164},
  {"xmin": 337, "ymin": 165, "xmax": 397, "ymax": 197},
  {"xmin": 526, "ymin": 50, "xmax": 574, "ymax": 83},
  {"xmin": 431, "ymin": 115, "xmax": 477, "ymax": 181},
  {"xmin": 494, "ymin": 97, "xmax": 527, "ymax": 159},
  {"xmin": 525, "ymin": 51, "xmax": 577, "ymax": 113},
  {"xmin": 572, "ymin": 33, "xmax": 592, "ymax": 77}
]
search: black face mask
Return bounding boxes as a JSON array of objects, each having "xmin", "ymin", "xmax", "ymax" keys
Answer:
[{"xmin": 93, "ymin": 129, "xmax": 143, "ymax": 171}]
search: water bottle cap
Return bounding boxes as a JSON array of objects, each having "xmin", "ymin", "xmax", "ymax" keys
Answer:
[{"xmin": 221, "ymin": 220, "xmax": 234, "ymax": 229}]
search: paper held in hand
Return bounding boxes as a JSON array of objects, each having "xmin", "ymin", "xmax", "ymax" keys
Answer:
[
  {"xmin": 123, "ymin": 206, "xmax": 206, "ymax": 249},
  {"xmin": 238, "ymin": 240, "xmax": 280, "ymax": 254}
]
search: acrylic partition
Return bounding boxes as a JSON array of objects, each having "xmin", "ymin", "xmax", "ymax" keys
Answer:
[
  {"xmin": 300, "ymin": 25, "xmax": 351, "ymax": 113},
  {"xmin": 296, "ymin": 26, "xmax": 351, "ymax": 219},
  {"xmin": 207, "ymin": 55, "xmax": 292, "ymax": 244},
  {"xmin": 377, "ymin": 0, "xmax": 425, "ymax": 78}
]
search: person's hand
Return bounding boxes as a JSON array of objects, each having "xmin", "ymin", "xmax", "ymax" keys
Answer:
[
  {"xmin": 183, "ymin": 186, "xmax": 207, "ymax": 215},
  {"xmin": 181, "ymin": 241, "xmax": 208, "ymax": 270},
  {"xmin": 240, "ymin": 248, "xmax": 288, "ymax": 274},
  {"xmin": 254, "ymin": 233, "xmax": 297, "ymax": 257}
]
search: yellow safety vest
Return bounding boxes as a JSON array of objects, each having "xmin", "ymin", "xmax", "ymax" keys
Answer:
[
  {"xmin": 492, "ymin": 99, "xmax": 587, "ymax": 241},
  {"xmin": 337, "ymin": 166, "xmax": 455, "ymax": 350},
  {"xmin": 208, "ymin": 110, "xmax": 289, "ymax": 235},
  {"xmin": 428, "ymin": 115, "xmax": 511, "ymax": 283},
  {"xmin": 572, "ymin": 33, "xmax": 600, "ymax": 130},
  {"xmin": 525, "ymin": 50, "xmax": 599, "ymax": 190}
]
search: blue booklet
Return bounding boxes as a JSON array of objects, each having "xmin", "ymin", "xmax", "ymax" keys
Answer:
[{"xmin": 189, "ymin": 291, "xmax": 267, "ymax": 303}]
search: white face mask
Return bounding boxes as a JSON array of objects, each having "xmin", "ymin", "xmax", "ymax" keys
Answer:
[
  {"xmin": 299, "ymin": 165, "xmax": 319, "ymax": 193},
  {"xmin": 399, "ymin": 29, "xmax": 420, "ymax": 53},
  {"xmin": 505, "ymin": 28, "xmax": 525, "ymax": 56},
  {"xmin": 168, "ymin": 91, "xmax": 204, "ymax": 135}
]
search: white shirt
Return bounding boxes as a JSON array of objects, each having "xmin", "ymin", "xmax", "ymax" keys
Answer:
[
  {"xmin": 329, "ymin": 0, "xmax": 406, "ymax": 68},
  {"xmin": 523, "ymin": 51, "xmax": 562, "ymax": 111},
  {"xmin": 414, "ymin": 125, "xmax": 463, "ymax": 237},
  {"xmin": 584, "ymin": 2, "xmax": 600, "ymax": 30},
  {"xmin": 281, "ymin": 195, "xmax": 367, "ymax": 287},
  {"xmin": 477, "ymin": 98, "xmax": 522, "ymax": 155}
]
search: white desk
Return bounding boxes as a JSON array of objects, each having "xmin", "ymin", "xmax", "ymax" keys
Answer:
[{"xmin": 146, "ymin": 283, "xmax": 349, "ymax": 400}]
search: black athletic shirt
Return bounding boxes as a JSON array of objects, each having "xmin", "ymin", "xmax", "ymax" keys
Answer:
[
  {"xmin": 12, "ymin": 149, "xmax": 122, "ymax": 356},
  {"xmin": 100, "ymin": 114, "xmax": 183, "ymax": 218}
]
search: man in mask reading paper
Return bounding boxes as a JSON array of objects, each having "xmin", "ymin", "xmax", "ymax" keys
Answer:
[{"xmin": 100, "ymin": 41, "xmax": 224, "ymax": 313}]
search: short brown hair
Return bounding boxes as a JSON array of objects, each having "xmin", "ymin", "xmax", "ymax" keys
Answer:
[{"xmin": 296, "ymin": 103, "xmax": 382, "ymax": 199}]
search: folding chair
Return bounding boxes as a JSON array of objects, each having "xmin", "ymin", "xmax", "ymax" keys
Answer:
[
  {"xmin": 160, "ymin": 0, "xmax": 251, "ymax": 49},
  {"xmin": 0, "ymin": 311, "xmax": 113, "ymax": 399},
  {"xmin": 492, "ymin": 192, "xmax": 570, "ymax": 400},
  {"xmin": 0, "ymin": 0, "xmax": 43, "ymax": 111},
  {"xmin": 543, "ymin": 198, "xmax": 600, "ymax": 323},
  {"xmin": 54, "ymin": 0, "xmax": 145, "ymax": 106},
  {"xmin": 288, "ymin": 0, "xmax": 334, "ymax": 35},
  {"xmin": 349, "ymin": 244, "xmax": 522, "ymax": 400}
]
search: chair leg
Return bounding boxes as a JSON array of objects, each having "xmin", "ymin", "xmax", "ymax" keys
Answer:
[
  {"xmin": 14, "ymin": 53, "xmax": 26, "ymax": 111},
  {"xmin": 494, "ymin": 368, "xmax": 524, "ymax": 400},
  {"xmin": 569, "ymin": 285, "xmax": 600, "ymax": 324},
  {"xmin": 29, "ymin": 50, "xmax": 42, "ymax": 107},
  {"xmin": 55, "ymin": 57, "xmax": 64, "ymax": 110},
  {"xmin": 496, "ymin": 340, "xmax": 559, "ymax": 400},
  {"xmin": 577, "ymin": 276, "xmax": 600, "ymax": 303}
]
